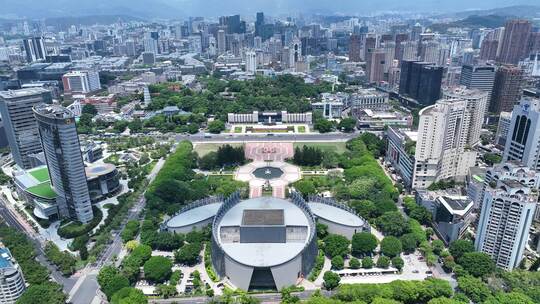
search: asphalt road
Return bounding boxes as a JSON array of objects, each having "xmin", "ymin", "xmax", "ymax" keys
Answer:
[
  {"xmin": 69, "ymin": 273, "xmax": 98, "ymax": 304},
  {"xmin": 174, "ymin": 131, "xmax": 368, "ymax": 143}
]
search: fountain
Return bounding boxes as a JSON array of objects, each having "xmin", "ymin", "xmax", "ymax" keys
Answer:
[{"xmin": 253, "ymin": 166, "xmax": 284, "ymax": 180}]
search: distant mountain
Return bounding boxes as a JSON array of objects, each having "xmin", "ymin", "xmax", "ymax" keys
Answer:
[
  {"xmin": 449, "ymin": 5, "xmax": 540, "ymax": 18},
  {"xmin": 1, "ymin": 0, "xmax": 183, "ymax": 20},
  {"xmin": 429, "ymin": 14, "xmax": 511, "ymax": 32}
]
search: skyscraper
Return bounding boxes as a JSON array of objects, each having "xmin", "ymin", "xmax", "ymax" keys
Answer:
[
  {"xmin": 22, "ymin": 36, "xmax": 45, "ymax": 62},
  {"xmin": 412, "ymin": 90, "xmax": 487, "ymax": 189},
  {"xmin": 399, "ymin": 60, "xmax": 443, "ymax": 105},
  {"xmin": 0, "ymin": 246, "xmax": 26, "ymax": 304},
  {"xmin": 33, "ymin": 104, "xmax": 93, "ymax": 224},
  {"xmin": 476, "ymin": 162, "xmax": 539, "ymax": 270},
  {"xmin": 255, "ymin": 12, "xmax": 264, "ymax": 37},
  {"xmin": 460, "ymin": 64, "xmax": 496, "ymax": 102},
  {"xmin": 502, "ymin": 98, "xmax": 540, "ymax": 171},
  {"xmin": 498, "ymin": 20, "xmax": 532, "ymax": 64},
  {"xmin": 490, "ymin": 65, "xmax": 524, "ymax": 113},
  {"xmin": 349, "ymin": 34, "xmax": 362, "ymax": 62},
  {"xmin": 0, "ymin": 88, "xmax": 52, "ymax": 169}
]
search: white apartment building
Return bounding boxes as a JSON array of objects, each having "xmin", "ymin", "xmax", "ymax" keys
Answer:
[
  {"xmin": 476, "ymin": 162, "xmax": 539, "ymax": 270},
  {"xmin": 245, "ymin": 50, "xmax": 257, "ymax": 74},
  {"xmin": 442, "ymin": 87, "xmax": 489, "ymax": 145},
  {"xmin": 412, "ymin": 91, "xmax": 487, "ymax": 189}
]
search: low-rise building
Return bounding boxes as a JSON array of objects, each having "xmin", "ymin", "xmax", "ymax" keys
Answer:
[
  {"xmin": 350, "ymin": 88, "xmax": 390, "ymax": 111},
  {"xmin": 228, "ymin": 111, "xmax": 312, "ymax": 124},
  {"xmin": 416, "ymin": 190, "xmax": 474, "ymax": 245},
  {"xmin": 385, "ymin": 126, "xmax": 416, "ymax": 189},
  {"xmin": 13, "ymin": 163, "xmax": 121, "ymax": 221},
  {"xmin": 355, "ymin": 109, "xmax": 412, "ymax": 130}
]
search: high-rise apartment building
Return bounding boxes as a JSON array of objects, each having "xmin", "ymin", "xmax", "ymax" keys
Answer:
[
  {"xmin": 400, "ymin": 41, "xmax": 418, "ymax": 62},
  {"xmin": 394, "ymin": 33, "xmax": 409, "ymax": 60},
  {"xmin": 62, "ymin": 71, "xmax": 101, "ymax": 94},
  {"xmin": 366, "ymin": 49, "xmax": 386, "ymax": 83},
  {"xmin": 245, "ymin": 50, "xmax": 257, "ymax": 74},
  {"xmin": 0, "ymin": 88, "xmax": 52, "ymax": 169},
  {"xmin": 479, "ymin": 39, "xmax": 498, "ymax": 61},
  {"xmin": 33, "ymin": 104, "xmax": 94, "ymax": 224},
  {"xmin": 442, "ymin": 87, "xmax": 489, "ymax": 145},
  {"xmin": 502, "ymin": 98, "xmax": 540, "ymax": 171},
  {"xmin": 498, "ymin": 20, "xmax": 532, "ymax": 64},
  {"xmin": 22, "ymin": 36, "xmax": 45, "ymax": 62},
  {"xmin": 476, "ymin": 162, "xmax": 539, "ymax": 270},
  {"xmin": 363, "ymin": 36, "xmax": 376, "ymax": 61},
  {"xmin": 399, "ymin": 60, "xmax": 443, "ymax": 105},
  {"xmin": 495, "ymin": 111, "xmax": 512, "ymax": 147},
  {"xmin": 460, "ymin": 64, "xmax": 496, "ymax": 102},
  {"xmin": 349, "ymin": 34, "xmax": 362, "ymax": 62},
  {"xmin": 412, "ymin": 90, "xmax": 487, "ymax": 189},
  {"xmin": 490, "ymin": 65, "xmax": 524, "ymax": 113},
  {"xmin": 217, "ymin": 29, "xmax": 226, "ymax": 55},
  {"xmin": 0, "ymin": 246, "xmax": 26, "ymax": 304}
]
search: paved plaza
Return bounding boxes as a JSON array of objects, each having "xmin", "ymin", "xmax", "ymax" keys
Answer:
[
  {"xmin": 245, "ymin": 142, "xmax": 294, "ymax": 161},
  {"xmin": 236, "ymin": 142, "xmax": 299, "ymax": 198}
]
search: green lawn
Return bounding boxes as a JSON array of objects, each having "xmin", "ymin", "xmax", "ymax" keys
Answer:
[
  {"xmin": 297, "ymin": 126, "xmax": 306, "ymax": 133},
  {"xmin": 27, "ymin": 182, "xmax": 57, "ymax": 199},
  {"xmin": 293, "ymin": 142, "xmax": 348, "ymax": 154},
  {"xmin": 193, "ymin": 143, "xmax": 243, "ymax": 157},
  {"xmin": 29, "ymin": 167, "xmax": 50, "ymax": 182},
  {"xmin": 234, "ymin": 127, "xmax": 243, "ymax": 133}
]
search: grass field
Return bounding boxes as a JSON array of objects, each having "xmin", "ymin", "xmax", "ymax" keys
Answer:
[
  {"xmin": 29, "ymin": 167, "xmax": 50, "ymax": 182},
  {"xmin": 234, "ymin": 126, "xmax": 243, "ymax": 133},
  {"xmin": 293, "ymin": 142, "xmax": 348, "ymax": 154},
  {"xmin": 193, "ymin": 143, "xmax": 243, "ymax": 156},
  {"xmin": 297, "ymin": 126, "xmax": 306, "ymax": 133}
]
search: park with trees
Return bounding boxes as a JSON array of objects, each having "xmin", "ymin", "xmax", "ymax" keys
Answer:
[{"xmin": 95, "ymin": 132, "xmax": 540, "ymax": 303}]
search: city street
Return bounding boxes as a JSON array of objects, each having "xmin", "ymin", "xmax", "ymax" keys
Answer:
[{"xmin": 68, "ymin": 157, "xmax": 165, "ymax": 304}]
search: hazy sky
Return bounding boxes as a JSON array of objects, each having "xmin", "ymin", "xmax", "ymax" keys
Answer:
[{"xmin": 2, "ymin": 0, "xmax": 539, "ymax": 19}]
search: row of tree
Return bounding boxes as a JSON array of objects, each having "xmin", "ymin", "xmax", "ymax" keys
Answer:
[{"xmin": 0, "ymin": 224, "xmax": 67, "ymax": 304}]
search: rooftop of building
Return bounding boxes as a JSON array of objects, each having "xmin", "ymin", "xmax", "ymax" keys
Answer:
[
  {"xmin": 308, "ymin": 202, "xmax": 365, "ymax": 227},
  {"xmin": 33, "ymin": 103, "xmax": 75, "ymax": 119},
  {"xmin": 0, "ymin": 87, "xmax": 49, "ymax": 99},
  {"xmin": 28, "ymin": 166, "xmax": 50, "ymax": 183},
  {"xmin": 166, "ymin": 202, "xmax": 222, "ymax": 229},
  {"xmin": 0, "ymin": 246, "xmax": 15, "ymax": 269},
  {"xmin": 438, "ymin": 196, "xmax": 473, "ymax": 216},
  {"xmin": 84, "ymin": 163, "xmax": 117, "ymax": 179},
  {"xmin": 216, "ymin": 196, "xmax": 312, "ymax": 267},
  {"xmin": 26, "ymin": 181, "xmax": 56, "ymax": 199},
  {"xmin": 443, "ymin": 86, "xmax": 488, "ymax": 99}
]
